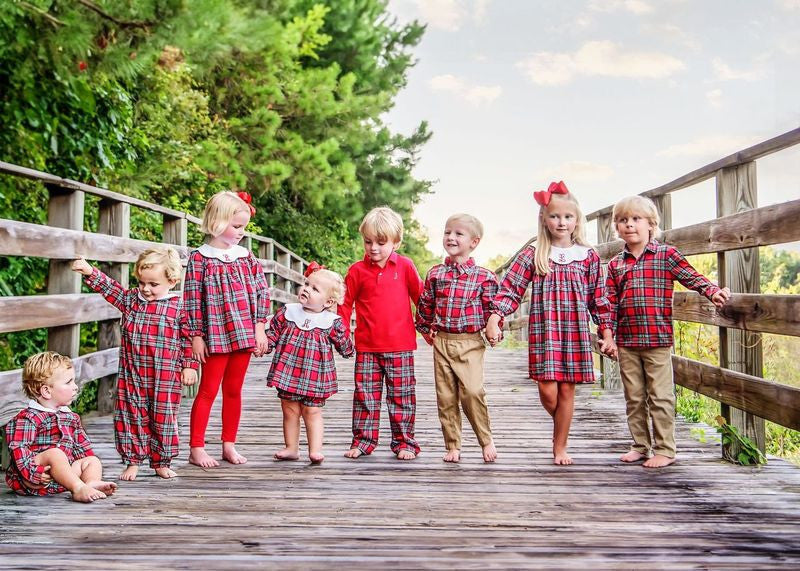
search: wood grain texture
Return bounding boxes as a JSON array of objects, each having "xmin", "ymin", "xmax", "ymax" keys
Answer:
[
  {"xmin": 672, "ymin": 291, "xmax": 800, "ymax": 336},
  {"xmin": 0, "ymin": 294, "xmax": 120, "ymax": 334}
]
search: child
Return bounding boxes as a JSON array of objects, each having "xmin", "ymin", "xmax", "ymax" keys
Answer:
[
  {"xmin": 72, "ymin": 248, "xmax": 199, "ymax": 480},
  {"xmin": 601, "ymin": 195, "xmax": 730, "ymax": 468},
  {"xmin": 416, "ymin": 213, "xmax": 499, "ymax": 463},
  {"xmin": 184, "ymin": 190, "xmax": 270, "ymax": 468},
  {"xmin": 4, "ymin": 352, "xmax": 117, "ymax": 502},
  {"xmin": 265, "ymin": 263, "xmax": 354, "ymax": 464},
  {"xmin": 339, "ymin": 206, "xmax": 424, "ymax": 460},
  {"xmin": 486, "ymin": 181, "xmax": 611, "ymax": 465}
]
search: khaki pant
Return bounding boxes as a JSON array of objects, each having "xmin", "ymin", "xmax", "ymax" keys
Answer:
[
  {"xmin": 432, "ymin": 332, "xmax": 492, "ymax": 449},
  {"xmin": 618, "ymin": 346, "xmax": 676, "ymax": 458}
]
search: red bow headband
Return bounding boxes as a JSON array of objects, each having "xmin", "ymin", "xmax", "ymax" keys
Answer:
[
  {"xmin": 304, "ymin": 261, "xmax": 326, "ymax": 277},
  {"xmin": 533, "ymin": 181, "xmax": 569, "ymax": 207},
  {"xmin": 236, "ymin": 191, "xmax": 257, "ymax": 216}
]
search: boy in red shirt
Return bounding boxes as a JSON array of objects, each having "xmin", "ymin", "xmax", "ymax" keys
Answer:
[{"xmin": 339, "ymin": 207, "xmax": 424, "ymax": 460}]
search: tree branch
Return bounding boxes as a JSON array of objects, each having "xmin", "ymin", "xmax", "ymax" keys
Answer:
[
  {"xmin": 19, "ymin": 1, "xmax": 66, "ymax": 27},
  {"xmin": 76, "ymin": 0, "xmax": 155, "ymax": 30}
]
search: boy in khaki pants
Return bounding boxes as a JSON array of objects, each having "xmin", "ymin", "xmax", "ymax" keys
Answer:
[{"xmin": 416, "ymin": 213, "xmax": 499, "ymax": 463}]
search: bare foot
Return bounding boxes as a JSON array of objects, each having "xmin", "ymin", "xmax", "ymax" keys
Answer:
[
  {"xmin": 396, "ymin": 449, "xmax": 417, "ymax": 461},
  {"xmin": 643, "ymin": 454, "xmax": 676, "ymax": 468},
  {"xmin": 119, "ymin": 465, "xmax": 139, "ymax": 481},
  {"xmin": 442, "ymin": 449, "xmax": 461, "ymax": 463},
  {"xmin": 189, "ymin": 447, "xmax": 220, "ymax": 468},
  {"xmin": 553, "ymin": 450, "xmax": 573, "ymax": 465},
  {"xmin": 154, "ymin": 467, "xmax": 178, "ymax": 479},
  {"xmin": 72, "ymin": 484, "xmax": 106, "ymax": 503},
  {"xmin": 482, "ymin": 442, "xmax": 498, "ymax": 463},
  {"xmin": 222, "ymin": 442, "xmax": 247, "ymax": 465},
  {"xmin": 309, "ymin": 453, "xmax": 325, "ymax": 465},
  {"xmin": 344, "ymin": 448, "xmax": 364, "ymax": 459},
  {"xmin": 273, "ymin": 448, "xmax": 300, "ymax": 461},
  {"xmin": 620, "ymin": 450, "xmax": 647, "ymax": 463},
  {"xmin": 88, "ymin": 480, "xmax": 118, "ymax": 495}
]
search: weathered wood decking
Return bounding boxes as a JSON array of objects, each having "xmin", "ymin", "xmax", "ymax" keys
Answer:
[{"xmin": 2, "ymin": 347, "xmax": 800, "ymax": 569}]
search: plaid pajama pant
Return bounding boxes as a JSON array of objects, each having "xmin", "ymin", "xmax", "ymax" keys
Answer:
[{"xmin": 351, "ymin": 351, "xmax": 419, "ymax": 455}]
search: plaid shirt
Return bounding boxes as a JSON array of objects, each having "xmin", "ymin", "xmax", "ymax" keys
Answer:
[
  {"xmin": 266, "ymin": 304, "xmax": 354, "ymax": 399},
  {"xmin": 184, "ymin": 247, "xmax": 270, "ymax": 353},
  {"xmin": 604, "ymin": 240, "xmax": 721, "ymax": 348},
  {"xmin": 416, "ymin": 257, "xmax": 500, "ymax": 334},
  {"xmin": 5, "ymin": 402, "xmax": 94, "ymax": 493}
]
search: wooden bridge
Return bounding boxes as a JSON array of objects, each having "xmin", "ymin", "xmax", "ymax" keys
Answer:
[{"xmin": 2, "ymin": 128, "xmax": 800, "ymax": 568}]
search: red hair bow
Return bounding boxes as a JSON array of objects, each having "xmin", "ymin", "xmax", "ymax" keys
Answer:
[
  {"xmin": 304, "ymin": 261, "xmax": 326, "ymax": 277},
  {"xmin": 236, "ymin": 191, "xmax": 256, "ymax": 216},
  {"xmin": 533, "ymin": 181, "xmax": 569, "ymax": 207}
]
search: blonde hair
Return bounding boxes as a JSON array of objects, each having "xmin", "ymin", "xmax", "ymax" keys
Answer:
[
  {"xmin": 22, "ymin": 352, "xmax": 74, "ymax": 400},
  {"xmin": 134, "ymin": 247, "xmax": 182, "ymax": 281},
  {"xmin": 534, "ymin": 192, "xmax": 592, "ymax": 276},
  {"xmin": 446, "ymin": 213, "xmax": 484, "ymax": 239},
  {"xmin": 201, "ymin": 191, "xmax": 251, "ymax": 238},
  {"xmin": 359, "ymin": 207, "xmax": 404, "ymax": 244},
  {"xmin": 315, "ymin": 269, "xmax": 346, "ymax": 306},
  {"xmin": 612, "ymin": 195, "xmax": 661, "ymax": 239}
]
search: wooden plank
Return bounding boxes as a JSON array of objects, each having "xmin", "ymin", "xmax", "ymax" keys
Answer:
[
  {"xmin": 0, "ymin": 294, "xmax": 120, "ymax": 333},
  {"xmin": 269, "ymin": 287, "xmax": 297, "ymax": 305},
  {"xmin": 673, "ymin": 291, "xmax": 800, "ymax": 336}
]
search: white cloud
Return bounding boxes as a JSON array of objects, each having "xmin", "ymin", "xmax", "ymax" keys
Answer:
[
  {"xmin": 429, "ymin": 74, "xmax": 502, "ymax": 105},
  {"xmin": 712, "ymin": 58, "xmax": 765, "ymax": 81},
  {"xmin": 657, "ymin": 135, "xmax": 762, "ymax": 158},
  {"xmin": 534, "ymin": 161, "xmax": 615, "ymax": 183},
  {"xmin": 779, "ymin": 0, "xmax": 800, "ymax": 9},
  {"xmin": 517, "ymin": 41, "xmax": 685, "ymax": 86},
  {"xmin": 398, "ymin": 0, "xmax": 489, "ymax": 31},
  {"xmin": 474, "ymin": 0, "xmax": 490, "ymax": 23},
  {"xmin": 706, "ymin": 88, "xmax": 723, "ymax": 107},
  {"xmin": 588, "ymin": 0, "xmax": 654, "ymax": 14},
  {"xmin": 643, "ymin": 23, "xmax": 701, "ymax": 51}
]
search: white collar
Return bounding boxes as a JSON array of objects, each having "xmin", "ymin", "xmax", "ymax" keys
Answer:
[
  {"xmin": 28, "ymin": 399, "xmax": 72, "ymax": 413},
  {"xmin": 284, "ymin": 303, "xmax": 340, "ymax": 330},
  {"xmin": 548, "ymin": 244, "xmax": 590, "ymax": 264},
  {"xmin": 198, "ymin": 243, "xmax": 250, "ymax": 262},
  {"xmin": 137, "ymin": 292, "xmax": 179, "ymax": 303}
]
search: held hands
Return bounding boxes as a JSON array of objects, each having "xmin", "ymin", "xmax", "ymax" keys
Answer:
[
  {"xmin": 421, "ymin": 330, "xmax": 436, "ymax": 346},
  {"xmin": 485, "ymin": 314, "xmax": 502, "ymax": 347},
  {"xmin": 253, "ymin": 324, "xmax": 269, "ymax": 357},
  {"xmin": 71, "ymin": 257, "xmax": 93, "ymax": 276},
  {"xmin": 181, "ymin": 368, "xmax": 198, "ymax": 386},
  {"xmin": 711, "ymin": 287, "xmax": 732, "ymax": 308},
  {"xmin": 598, "ymin": 329, "xmax": 618, "ymax": 360},
  {"xmin": 192, "ymin": 336, "xmax": 208, "ymax": 364}
]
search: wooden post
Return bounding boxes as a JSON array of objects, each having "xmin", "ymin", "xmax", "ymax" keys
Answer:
[
  {"xmin": 96, "ymin": 199, "xmax": 130, "ymax": 414},
  {"xmin": 596, "ymin": 213, "xmax": 621, "ymax": 390},
  {"xmin": 46, "ymin": 186, "xmax": 84, "ymax": 357},
  {"xmin": 652, "ymin": 194, "xmax": 672, "ymax": 233},
  {"xmin": 259, "ymin": 241, "xmax": 275, "ymax": 312},
  {"xmin": 716, "ymin": 162, "xmax": 765, "ymax": 460}
]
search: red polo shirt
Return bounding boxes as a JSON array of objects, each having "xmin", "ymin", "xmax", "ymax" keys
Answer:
[{"xmin": 338, "ymin": 252, "xmax": 423, "ymax": 352}]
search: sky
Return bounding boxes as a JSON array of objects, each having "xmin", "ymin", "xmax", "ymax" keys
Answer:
[{"xmin": 384, "ymin": 0, "xmax": 800, "ymax": 264}]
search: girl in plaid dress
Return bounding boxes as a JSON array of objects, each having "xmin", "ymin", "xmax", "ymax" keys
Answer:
[
  {"xmin": 486, "ymin": 182, "xmax": 613, "ymax": 465},
  {"xmin": 266, "ymin": 264, "xmax": 354, "ymax": 464},
  {"xmin": 72, "ymin": 248, "xmax": 199, "ymax": 480},
  {"xmin": 185, "ymin": 191, "xmax": 270, "ymax": 468}
]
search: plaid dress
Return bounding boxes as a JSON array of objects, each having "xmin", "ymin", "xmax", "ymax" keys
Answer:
[
  {"xmin": 266, "ymin": 304, "xmax": 355, "ymax": 400},
  {"xmin": 183, "ymin": 244, "xmax": 270, "ymax": 354},
  {"xmin": 5, "ymin": 402, "xmax": 95, "ymax": 495},
  {"xmin": 491, "ymin": 244, "xmax": 608, "ymax": 383},
  {"xmin": 85, "ymin": 268, "xmax": 198, "ymax": 467}
]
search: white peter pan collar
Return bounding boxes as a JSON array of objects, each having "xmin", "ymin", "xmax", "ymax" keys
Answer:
[
  {"xmin": 137, "ymin": 292, "xmax": 179, "ymax": 303},
  {"xmin": 549, "ymin": 244, "xmax": 591, "ymax": 265},
  {"xmin": 28, "ymin": 399, "xmax": 71, "ymax": 413},
  {"xmin": 284, "ymin": 303, "xmax": 340, "ymax": 330},
  {"xmin": 198, "ymin": 243, "xmax": 250, "ymax": 262}
]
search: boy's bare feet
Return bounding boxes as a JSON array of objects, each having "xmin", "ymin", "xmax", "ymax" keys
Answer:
[
  {"xmin": 553, "ymin": 450, "xmax": 573, "ymax": 465},
  {"xmin": 482, "ymin": 442, "xmax": 498, "ymax": 463},
  {"xmin": 88, "ymin": 480, "xmax": 118, "ymax": 495},
  {"xmin": 309, "ymin": 453, "xmax": 325, "ymax": 465},
  {"xmin": 620, "ymin": 450, "xmax": 647, "ymax": 463},
  {"xmin": 120, "ymin": 465, "xmax": 139, "ymax": 481},
  {"xmin": 273, "ymin": 448, "xmax": 300, "ymax": 461},
  {"xmin": 443, "ymin": 449, "xmax": 461, "ymax": 463},
  {"xmin": 643, "ymin": 454, "xmax": 675, "ymax": 468},
  {"xmin": 222, "ymin": 442, "xmax": 247, "ymax": 465},
  {"xmin": 154, "ymin": 467, "xmax": 178, "ymax": 479},
  {"xmin": 344, "ymin": 448, "xmax": 364, "ymax": 459},
  {"xmin": 396, "ymin": 449, "xmax": 417, "ymax": 461},
  {"xmin": 189, "ymin": 447, "xmax": 220, "ymax": 468},
  {"xmin": 72, "ymin": 483, "xmax": 107, "ymax": 503}
]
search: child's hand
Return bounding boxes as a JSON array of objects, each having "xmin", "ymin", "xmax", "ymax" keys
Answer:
[
  {"xmin": 192, "ymin": 336, "xmax": 208, "ymax": 363},
  {"xmin": 485, "ymin": 314, "xmax": 502, "ymax": 346},
  {"xmin": 39, "ymin": 465, "xmax": 53, "ymax": 485},
  {"xmin": 181, "ymin": 368, "xmax": 198, "ymax": 386},
  {"xmin": 421, "ymin": 331, "xmax": 436, "ymax": 346},
  {"xmin": 598, "ymin": 337, "xmax": 618, "ymax": 360},
  {"xmin": 71, "ymin": 257, "xmax": 93, "ymax": 276},
  {"xmin": 711, "ymin": 287, "xmax": 731, "ymax": 308},
  {"xmin": 255, "ymin": 327, "xmax": 269, "ymax": 357}
]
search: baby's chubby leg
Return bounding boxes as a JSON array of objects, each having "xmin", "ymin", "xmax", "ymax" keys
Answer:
[
  {"xmin": 274, "ymin": 399, "xmax": 301, "ymax": 461},
  {"xmin": 301, "ymin": 405, "xmax": 324, "ymax": 464},
  {"xmin": 34, "ymin": 449, "xmax": 112, "ymax": 502}
]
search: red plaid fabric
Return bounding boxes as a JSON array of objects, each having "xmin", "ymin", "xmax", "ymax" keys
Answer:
[
  {"xmin": 416, "ymin": 257, "xmax": 500, "ymax": 334},
  {"xmin": 85, "ymin": 268, "xmax": 198, "ymax": 467},
  {"xmin": 265, "ymin": 304, "xmax": 355, "ymax": 400},
  {"xmin": 351, "ymin": 351, "xmax": 419, "ymax": 455},
  {"xmin": 491, "ymin": 245, "xmax": 608, "ymax": 383},
  {"xmin": 183, "ymin": 248, "xmax": 270, "ymax": 353},
  {"xmin": 4, "ymin": 404, "xmax": 95, "ymax": 495},
  {"xmin": 604, "ymin": 240, "xmax": 721, "ymax": 348},
  {"xmin": 277, "ymin": 389, "xmax": 326, "ymax": 408}
]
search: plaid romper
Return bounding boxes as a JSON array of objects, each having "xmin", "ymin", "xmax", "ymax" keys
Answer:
[
  {"xmin": 85, "ymin": 269, "xmax": 198, "ymax": 468},
  {"xmin": 265, "ymin": 304, "xmax": 355, "ymax": 405}
]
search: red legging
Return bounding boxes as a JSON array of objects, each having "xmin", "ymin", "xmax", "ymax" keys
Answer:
[{"xmin": 189, "ymin": 351, "xmax": 252, "ymax": 447}]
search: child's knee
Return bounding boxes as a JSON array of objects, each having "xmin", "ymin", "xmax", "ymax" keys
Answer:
[
  {"xmin": 36, "ymin": 447, "xmax": 68, "ymax": 464},
  {"xmin": 301, "ymin": 405, "xmax": 322, "ymax": 420}
]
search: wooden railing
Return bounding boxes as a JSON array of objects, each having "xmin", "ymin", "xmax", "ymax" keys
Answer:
[
  {"xmin": 0, "ymin": 161, "xmax": 308, "ymax": 426},
  {"xmin": 498, "ymin": 127, "xmax": 800, "ymax": 460}
]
